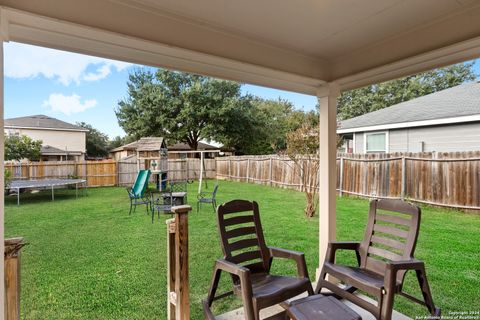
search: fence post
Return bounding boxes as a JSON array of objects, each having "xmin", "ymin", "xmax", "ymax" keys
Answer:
[
  {"xmin": 246, "ymin": 158, "xmax": 250, "ymax": 183},
  {"xmin": 401, "ymin": 156, "xmax": 406, "ymax": 200},
  {"xmin": 74, "ymin": 160, "xmax": 78, "ymax": 178},
  {"xmin": 5, "ymin": 237, "xmax": 27, "ymax": 320},
  {"xmin": 228, "ymin": 159, "xmax": 232, "ymax": 180},
  {"xmin": 300, "ymin": 160, "xmax": 304, "ymax": 192},
  {"xmin": 166, "ymin": 205, "xmax": 192, "ymax": 320},
  {"xmin": 339, "ymin": 157, "xmax": 344, "ymax": 196},
  {"xmin": 269, "ymin": 157, "xmax": 273, "ymax": 187}
]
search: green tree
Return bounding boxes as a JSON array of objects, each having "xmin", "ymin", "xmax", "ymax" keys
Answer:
[
  {"xmin": 77, "ymin": 122, "xmax": 109, "ymax": 158},
  {"xmin": 235, "ymin": 98, "xmax": 318, "ymax": 154},
  {"xmin": 5, "ymin": 134, "xmax": 42, "ymax": 161},
  {"xmin": 108, "ymin": 135, "xmax": 136, "ymax": 150},
  {"xmin": 285, "ymin": 124, "xmax": 320, "ymax": 218},
  {"xmin": 338, "ymin": 62, "xmax": 477, "ymax": 119},
  {"xmin": 108, "ymin": 136, "xmax": 126, "ymax": 150},
  {"xmin": 116, "ymin": 69, "xmax": 247, "ymax": 150}
]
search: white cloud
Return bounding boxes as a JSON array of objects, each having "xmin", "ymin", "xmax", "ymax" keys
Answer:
[
  {"xmin": 43, "ymin": 93, "xmax": 97, "ymax": 115},
  {"xmin": 5, "ymin": 42, "xmax": 131, "ymax": 85}
]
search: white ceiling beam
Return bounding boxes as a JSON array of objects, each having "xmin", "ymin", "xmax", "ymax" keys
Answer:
[{"xmin": 2, "ymin": 7, "xmax": 326, "ymax": 95}]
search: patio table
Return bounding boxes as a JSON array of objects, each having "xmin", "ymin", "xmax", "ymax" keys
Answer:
[
  {"xmin": 163, "ymin": 192, "xmax": 187, "ymax": 206},
  {"xmin": 285, "ymin": 295, "xmax": 361, "ymax": 320}
]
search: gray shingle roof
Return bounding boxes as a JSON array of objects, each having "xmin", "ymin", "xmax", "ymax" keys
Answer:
[
  {"xmin": 339, "ymin": 81, "xmax": 480, "ymax": 131},
  {"xmin": 41, "ymin": 145, "xmax": 82, "ymax": 155},
  {"xmin": 4, "ymin": 115, "xmax": 88, "ymax": 131},
  {"xmin": 112, "ymin": 137, "xmax": 166, "ymax": 152},
  {"xmin": 169, "ymin": 142, "xmax": 218, "ymax": 151},
  {"xmin": 111, "ymin": 139, "xmax": 219, "ymax": 153}
]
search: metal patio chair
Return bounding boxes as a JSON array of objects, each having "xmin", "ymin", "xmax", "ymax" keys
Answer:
[
  {"xmin": 127, "ymin": 170, "xmax": 152, "ymax": 214},
  {"xmin": 316, "ymin": 199, "xmax": 440, "ymax": 320},
  {"xmin": 203, "ymin": 200, "xmax": 314, "ymax": 320},
  {"xmin": 151, "ymin": 190, "xmax": 173, "ymax": 223},
  {"xmin": 197, "ymin": 183, "xmax": 219, "ymax": 213},
  {"xmin": 169, "ymin": 180, "xmax": 188, "ymax": 205}
]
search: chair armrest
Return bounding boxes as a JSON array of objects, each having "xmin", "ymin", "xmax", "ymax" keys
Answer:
[
  {"xmin": 215, "ymin": 259, "xmax": 250, "ymax": 276},
  {"xmin": 268, "ymin": 246, "xmax": 310, "ymax": 279},
  {"xmin": 383, "ymin": 259, "xmax": 425, "ymax": 291},
  {"xmin": 386, "ymin": 259, "xmax": 424, "ymax": 272},
  {"xmin": 329, "ymin": 241, "xmax": 361, "ymax": 250},
  {"xmin": 325, "ymin": 241, "xmax": 361, "ymax": 265}
]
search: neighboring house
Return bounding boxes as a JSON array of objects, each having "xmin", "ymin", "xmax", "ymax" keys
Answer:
[
  {"xmin": 110, "ymin": 137, "xmax": 224, "ymax": 160},
  {"xmin": 338, "ymin": 82, "xmax": 480, "ymax": 154},
  {"xmin": 168, "ymin": 142, "xmax": 223, "ymax": 159},
  {"xmin": 4, "ymin": 115, "xmax": 88, "ymax": 161}
]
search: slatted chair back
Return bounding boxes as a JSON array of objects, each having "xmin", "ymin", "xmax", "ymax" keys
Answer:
[
  {"xmin": 170, "ymin": 181, "xmax": 187, "ymax": 193},
  {"xmin": 216, "ymin": 200, "xmax": 270, "ymax": 279},
  {"xmin": 359, "ymin": 199, "xmax": 421, "ymax": 284}
]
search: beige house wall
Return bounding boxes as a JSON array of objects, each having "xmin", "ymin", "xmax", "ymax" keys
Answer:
[{"xmin": 4, "ymin": 127, "xmax": 86, "ymax": 154}]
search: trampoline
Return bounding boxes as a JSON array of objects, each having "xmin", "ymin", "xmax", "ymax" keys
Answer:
[{"xmin": 8, "ymin": 179, "xmax": 87, "ymax": 205}]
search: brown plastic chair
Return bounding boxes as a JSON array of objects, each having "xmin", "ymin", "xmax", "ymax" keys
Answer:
[
  {"xmin": 316, "ymin": 199, "xmax": 440, "ymax": 320},
  {"xmin": 203, "ymin": 200, "xmax": 314, "ymax": 320}
]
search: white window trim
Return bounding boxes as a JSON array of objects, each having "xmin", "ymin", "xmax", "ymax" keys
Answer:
[{"xmin": 363, "ymin": 131, "xmax": 389, "ymax": 153}]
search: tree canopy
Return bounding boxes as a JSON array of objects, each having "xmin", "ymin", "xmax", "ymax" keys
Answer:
[
  {"xmin": 241, "ymin": 97, "xmax": 317, "ymax": 154},
  {"xmin": 116, "ymin": 69, "xmax": 246, "ymax": 150},
  {"xmin": 77, "ymin": 122, "xmax": 110, "ymax": 158},
  {"xmin": 115, "ymin": 68, "xmax": 318, "ymax": 155},
  {"xmin": 338, "ymin": 62, "xmax": 477, "ymax": 119},
  {"xmin": 5, "ymin": 134, "xmax": 42, "ymax": 161}
]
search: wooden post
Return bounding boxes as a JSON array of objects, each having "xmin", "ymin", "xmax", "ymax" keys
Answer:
[
  {"xmin": 246, "ymin": 158, "xmax": 250, "ymax": 183},
  {"xmin": 401, "ymin": 156, "xmax": 406, "ymax": 200},
  {"xmin": 198, "ymin": 152, "xmax": 204, "ymax": 194},
  {"xmin": 228, "ymin": 159, "xmax": 232, "ymax": 180},
  {"xmin": 339, "ymin": 157, "xmax": 344, "ymax": 196},
  {"xmin": 74, "ymin": 160, "xmax": 78, "ymax": 178},
  {"xmin": 113, "ymin": 161, "xmax": 118, "ymax": 186},
  {"xmin": 269, "ymin": 157, "xmax": 273, "ymax": 187},
  {"xmin": 300, "ymin": 160, "xmax": 304, "ymax": 192},
  {"xmin": 166, "ymin": 205, "xmax": 192, "ymax": 320},
  {"xmin": 5, "ymin": 238, "xmax": 26, "ymax": 320}
]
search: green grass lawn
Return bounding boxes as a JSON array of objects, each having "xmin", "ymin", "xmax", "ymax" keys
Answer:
[{"xmin": 5, "ymin": 180, "xmax": 480, "ymax": 319}]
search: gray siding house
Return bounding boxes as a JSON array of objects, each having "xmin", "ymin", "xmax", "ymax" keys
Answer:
[{"xmin": 338, "ymin": 81, "xmax": 480, "ymax": 154}]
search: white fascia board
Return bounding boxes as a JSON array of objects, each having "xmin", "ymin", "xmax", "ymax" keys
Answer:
[
  {"xmin": 4, "ymin": 125, "xmax": 89, "ymax": 133},
  {"xmin": 337, "ymin": 114, "xmax": 480, "ymax": 134}
]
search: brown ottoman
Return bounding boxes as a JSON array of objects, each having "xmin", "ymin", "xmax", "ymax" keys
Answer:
[{"xmin": 286, "ymin": 295, "xmax": 361, "ymax": 320}]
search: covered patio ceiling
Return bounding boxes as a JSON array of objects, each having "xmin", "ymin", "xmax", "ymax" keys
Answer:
[{"xmin": 1, "ymin": 0, "xmax": 480, "ymax": 93}]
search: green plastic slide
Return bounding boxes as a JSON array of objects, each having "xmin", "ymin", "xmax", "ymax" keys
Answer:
[{"xmin": 132, "ymin": 170, "xmax": 151, "ymax": 198}]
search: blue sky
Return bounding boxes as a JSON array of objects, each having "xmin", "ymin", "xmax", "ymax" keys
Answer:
[{"xmin": 4, "ymin": 42, "xmax": 479, "ymax": 138}]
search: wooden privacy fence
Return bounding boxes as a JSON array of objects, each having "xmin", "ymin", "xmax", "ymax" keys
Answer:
[
  {"xmin": 217, "ymin": 152, "xmax": 480, "ymax": 210},
  {"xmin": 6, "ymin": 158, "xmax": 216, "ymax": 188},
  {"xmin": 338, "ymin": 151, "xmax": 480, "ymax": 210},
  {"xmin": 5, "ymin": 160, "xmax": 117, "ymax": 187},
  {"xmin": 216, "ymin": 156, "xmax": 304, "ymax": 189}
]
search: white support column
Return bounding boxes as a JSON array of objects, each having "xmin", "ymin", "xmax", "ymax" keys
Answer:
[
  {"xmin": 0, "ymin": 8, "xmax": 8, "ymax": 319},
  {"xmin": 316, "ymin": 83, "xmax": 340, "ymax": 280}
]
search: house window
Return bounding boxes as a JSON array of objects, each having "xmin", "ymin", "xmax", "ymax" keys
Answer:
[{"xmin": 365, "ymin": 132, "xmax": 388, "ymax": 153}]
